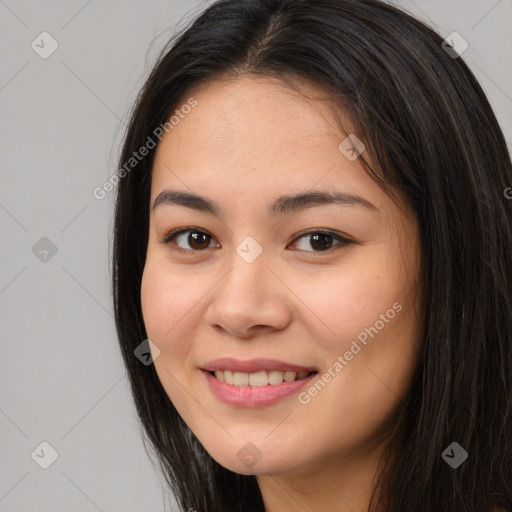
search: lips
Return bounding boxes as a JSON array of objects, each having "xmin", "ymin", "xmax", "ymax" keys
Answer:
[
  {"xmin": 202, "ymin": 369, "xmax": 318, "ymax": 407},
  {"xmin": 201, "ymin": 357, "xmax": 317, "ymax": 374}
]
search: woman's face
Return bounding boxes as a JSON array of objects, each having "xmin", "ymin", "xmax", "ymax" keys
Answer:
[{"xmin": 141, "ymin": 76, "xmax": 422, "ymax": 480}]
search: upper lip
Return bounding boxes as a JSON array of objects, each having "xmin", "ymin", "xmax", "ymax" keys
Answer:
[{"xmin": 201, "ymin": 357, "xmax": 318, "ymax": 374}]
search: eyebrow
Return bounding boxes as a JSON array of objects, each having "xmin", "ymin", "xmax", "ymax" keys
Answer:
[{"xmin": 152, "ymin": 188, "xmax": 379, "ymax": 217}]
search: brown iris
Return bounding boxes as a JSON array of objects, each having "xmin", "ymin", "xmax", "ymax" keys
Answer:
[
  {"xmin": 187, "ymin": 231, "xmax": 211, "ymax": 250},
  {"xmin": 308, "ymin": 233, "xmax": 335, "ymax": 251}
]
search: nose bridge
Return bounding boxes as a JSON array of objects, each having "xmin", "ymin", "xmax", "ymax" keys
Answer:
[
  {"xmin": 223, "ymin": 236, "xmax": 270, "ymax": 305},
  {"xmin": 205, "ymin": 237, "xmax": 290, "ymax": 335}
]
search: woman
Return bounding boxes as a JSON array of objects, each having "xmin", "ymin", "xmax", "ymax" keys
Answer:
[{"xmin": 111, "ymin": 0, "xmax": 512, "ymax": 510}]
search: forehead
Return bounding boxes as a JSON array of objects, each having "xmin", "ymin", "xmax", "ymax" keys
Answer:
[
  {"xmin": 151, "ymin": 76, "xmax": 381, "ymax": 199},
  {"xmin": 161, "ymin": 75, "xmax": 351, "ymax": 149}
]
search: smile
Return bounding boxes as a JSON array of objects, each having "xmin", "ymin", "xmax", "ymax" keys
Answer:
[
  {"xmin": 210, "ymin": 369, "xmax": 315, "ymax": 386},
  {"xmin": 201, "ymin": 369, "xmax": 318, "ymax": 407}
]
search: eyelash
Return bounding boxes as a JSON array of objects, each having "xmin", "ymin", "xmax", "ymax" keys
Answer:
[{"xmin": 157, "ymin": 227, "xmax": 353, "ymax": 254}]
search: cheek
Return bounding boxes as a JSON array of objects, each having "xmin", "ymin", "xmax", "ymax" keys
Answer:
[
  {"xmin": 141, "ymin": 251, "xmax": 198, "ymax": 322},
  {"xmin": 140, "ymin": 264, "xmax": 169, "ymax": 340},
  {"xmin": 140, "ymin": 262, "xmax": 198, "ymax": 358},
  {"xmin": 293, "ymin": 255, "xmax": 398, "ymax": 349},
  {"xmin": 140, "ymin": 263, "xmax": 199, "ymax": 411}
]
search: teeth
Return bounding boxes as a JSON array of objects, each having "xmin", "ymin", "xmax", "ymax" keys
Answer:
[
  {"xmin": 284, "ymin": 371, "xmax": 296, "ymax": 382},
  {"xmin": 249, "ymin": 371, "xmax": 268, "ymax": 386},
  {"xmin": 233, "ymin": 372, "xmax": 249, "ymax": 385},
  {"xmin": 268, "ymin": 370, "xmax": 284, "ymax": 385},
  {"xmin": 212, "ymin": 369, "xmax": 313, "ymax": 386}
]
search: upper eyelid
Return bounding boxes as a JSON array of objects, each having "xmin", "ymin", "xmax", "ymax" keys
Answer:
[{"xmin": 159, "ymin": 227, "xmax": 352, "ymax": 249}]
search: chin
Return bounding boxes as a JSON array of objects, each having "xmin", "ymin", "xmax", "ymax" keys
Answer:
[{"xmin": 202, "ymin": 437, "xmax": 302, "ymax": 476}]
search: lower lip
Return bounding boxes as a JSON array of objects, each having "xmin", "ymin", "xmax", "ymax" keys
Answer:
[{"xmin": 201, "ymin": 370, "xmax": 317, "ymax": 407}]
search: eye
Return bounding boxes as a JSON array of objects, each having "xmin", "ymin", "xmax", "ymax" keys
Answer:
[
  {"xmin": 158, "ymin": 227, "xmax": 353, "ymax": 254},
  {"xmin": 158, "ymin": 228, "xmax": 218, "ymax": 252},
  {"xmin": 290, "ymin": 230, "xmax": 352, "ymax": 252}
]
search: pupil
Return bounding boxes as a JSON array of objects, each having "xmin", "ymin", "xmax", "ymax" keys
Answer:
[
  {"xmin": 310, "ymin": 233, "xmax": 332, "ymax": 251},
  {"xmin": 190, "ymin": 232, "xmax": 210, "ymax": 250},
  {"xmin": 185, "ymin": 232, "xmax": 334, "ymax": 251}
]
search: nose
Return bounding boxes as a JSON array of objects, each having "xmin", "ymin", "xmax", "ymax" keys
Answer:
[{"xmin": 204, "ymin": 248, "xmax": 292, "ymax": 339}]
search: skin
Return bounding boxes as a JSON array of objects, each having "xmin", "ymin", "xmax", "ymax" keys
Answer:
[{"xmin": 141, "ymin": 75, "xmax": 423, "ymax": 511}]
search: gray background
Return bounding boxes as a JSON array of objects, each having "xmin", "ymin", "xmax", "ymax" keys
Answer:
[{"xmin": 0, "ymin": 1, "xmax": 510, "ymax": 511}]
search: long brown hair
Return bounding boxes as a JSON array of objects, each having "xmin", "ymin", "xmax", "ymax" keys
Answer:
[{"xmin": 112, "ymin": 1, "xmax": 512, "ymax": 510}]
